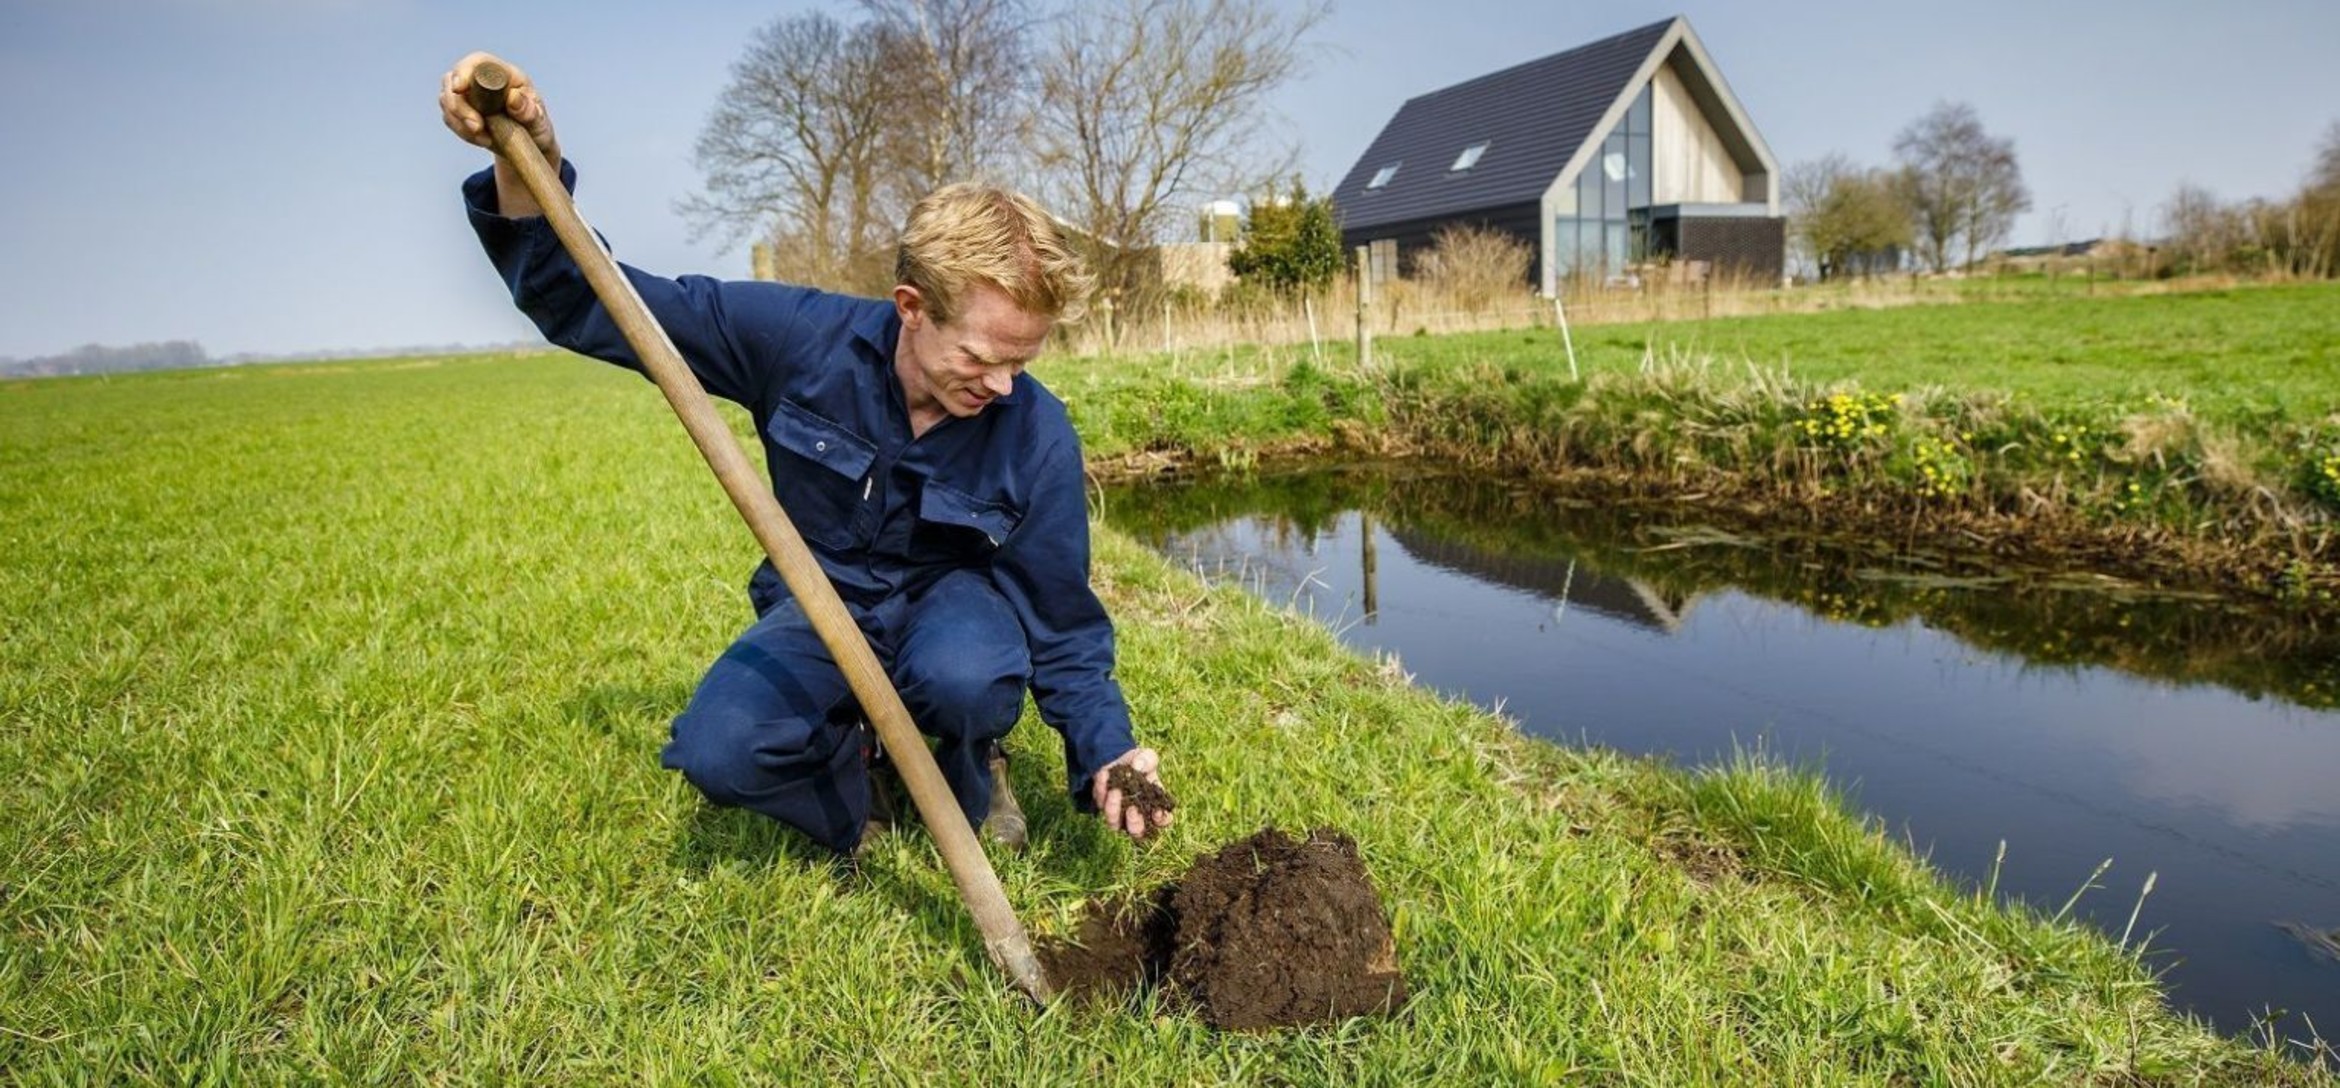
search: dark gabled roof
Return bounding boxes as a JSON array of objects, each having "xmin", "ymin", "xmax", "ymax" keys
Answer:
[
  {"xmin": 1390, "ymin": 529, "xmax": 1697, "ymax": 634},
  {"xmin": 1332, "ymin": 17, "xmax": 1675, "ymax": 232}
]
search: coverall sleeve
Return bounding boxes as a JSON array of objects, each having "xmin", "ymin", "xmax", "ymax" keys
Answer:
[
  {"xmin": 990, "ymin": 431, "xmax": 1139, "ymax": 808},
  {"xmin": 463, "ymin": 162, "xmax": 806, "ymax": 415}
]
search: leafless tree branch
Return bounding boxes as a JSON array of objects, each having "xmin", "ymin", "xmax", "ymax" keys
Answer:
[
  {"xmin": 1030, "ymin": 0, "xmax": 1329, "ymax": 302},
  {"xmin": 1891, "ymin": 102, "xmax": 2030, "ymax": 273}
]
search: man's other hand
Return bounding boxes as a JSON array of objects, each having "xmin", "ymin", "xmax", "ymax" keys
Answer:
[
  {"xmin": 1090, "ymin": 747, "xmax": 1172, "ymax": 840},
  {"xmin": 438, "ymin": 52, "xmax": 560, "ymax": 163}
]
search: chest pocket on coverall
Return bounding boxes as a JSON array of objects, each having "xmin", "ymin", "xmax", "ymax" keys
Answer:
[
  {"xmin": 763, "ymin": 398, "xmax": 877, "ymax": 551},
  {"xmin": 912, "ymin": 480, "xmax": 1022, "ymax": 565}
]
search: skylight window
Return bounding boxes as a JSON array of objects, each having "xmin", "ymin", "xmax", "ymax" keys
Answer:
[
  {"xmin": 1367, "ymin": 163, "xmax": 1401, "ymax": 190},
  {"xmin": 1450, "ymin": 142, "xmax": 1489, "ymax": 172}
]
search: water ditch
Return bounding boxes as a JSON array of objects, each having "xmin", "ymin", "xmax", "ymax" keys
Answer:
[{"xmin": 1102, "ymin": 462, "xmax": 2340, "ymax": 1043}]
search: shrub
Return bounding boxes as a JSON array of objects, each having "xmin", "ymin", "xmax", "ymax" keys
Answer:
[
  {"xmin": 1226, "ymin": 179, "xmax": 1342, "ymax": 295},
  {"xmin": 1412, "ymin": 225, "xmax": 1535, "ymax": 314}
]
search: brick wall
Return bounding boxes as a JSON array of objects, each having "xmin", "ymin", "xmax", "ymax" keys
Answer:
[{"xmin": 1669, "ymin": 217, "xmax": 1785, "ymax": 281}]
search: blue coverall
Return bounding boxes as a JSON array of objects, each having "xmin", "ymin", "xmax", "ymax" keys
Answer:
[{"xmin": 466, "ymin": 163, "xmax": 1139, "ymax": 854}]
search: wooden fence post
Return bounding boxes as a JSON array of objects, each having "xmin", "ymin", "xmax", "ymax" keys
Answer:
[{"xmin": 1354, "ymin": 245, "xmax": 1374, "ymax": 371}]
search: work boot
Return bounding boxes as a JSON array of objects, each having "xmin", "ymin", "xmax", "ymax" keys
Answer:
[
  {"xmin": 981, "ymin": 744, "xmax": 1028, "ymax": 852},
  {"xmin": 856, "ymin": 728, "xmax": 898, "ymax": 859}
]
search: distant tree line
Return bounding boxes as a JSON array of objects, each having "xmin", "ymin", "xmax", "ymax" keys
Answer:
[
  {"xmin": 2, "ymin": 340, "xmax": 209, "ymax": 378},
  {"xmin": 1792, "ymin": 104, "xmax": 2340, "ymax": 284},
  {"xmin": 1786, "ymin": 102, "xmax": 2032, "ymax": 280},
  {"xmin": 2154, "ymin": 121, "xmax": 2340, "ymax": 279},
  {"xmin": 685, "ymin": 0, "xmax": 1327, "ymax": 307}
]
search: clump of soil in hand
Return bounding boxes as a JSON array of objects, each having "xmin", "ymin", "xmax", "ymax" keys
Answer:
[
  {"xmin": 1037, "ymin": 827, "xmax": 1407, "ymax": 1030},
  {"xmin": 1107, "ymin": 764, "xmax": 1178, "ymax": 826}
]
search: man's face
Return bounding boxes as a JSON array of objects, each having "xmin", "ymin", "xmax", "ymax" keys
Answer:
[{"xmin": 894, "ymin": 281, "xmax": 1053, "ymax": 420}]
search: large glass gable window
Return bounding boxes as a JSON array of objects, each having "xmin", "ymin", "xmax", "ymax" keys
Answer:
[{"xmin": 1555, "ymin": 83, "xmax": 1652, "ymax": 280}]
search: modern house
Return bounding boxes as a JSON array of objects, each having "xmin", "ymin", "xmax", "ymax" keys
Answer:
[{"xmin": 1332, "ymin": 16, "xmax": 1784, "ymax": 292}]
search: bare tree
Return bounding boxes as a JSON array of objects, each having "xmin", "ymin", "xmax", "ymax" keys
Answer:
[
  {"xmin": 2312, "ymin": 120, "xmax": 2340, "ymax": 194},
  {"xmin": 2160, "ymin": 182, "xmax": 2240, "ymax": 274},
  {"xmin": 1030, "ymin": 0, "xmax": 1329, "ymax": 302},
  {"xmin": 1891, "ymin": 102, "xmax": 2031, "ymax": 273},
  {"xmin": 1786, "ymin": 153, "xmax": 1912, "ymax": 280},
  {"xmin": 2235, "ymin": 197, "xmax": 2294, "ymax": 277},
  {"xmin": 2299, "ymin": 120, "xmax": 2340, "ymax": 279},
  {"xmin": 1781, "ymin": 153, "xmax": 1836, "ymax": 275},
  {"xmin": 859, "ymin": 0, "xmax": 1035, "ymax": 195},
  {"xmin": 1962, "ymin": 150, "xmax": 2028, "ymax": 267},
  {"xmin": 685, "ymin": 0, "xmax": 1331, "ymax": 300},
  {"xmin": 682, "ymin": 12, "xmax": 898, "ymax": 292}
]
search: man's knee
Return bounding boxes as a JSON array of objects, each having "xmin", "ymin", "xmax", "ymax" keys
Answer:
[
  {"xmin": 897, "ymin": 572, "xmax": 1029, "ymax": 740},
  {"xmin": 897, "ymin": 654, "xmax": 1025, "ymax": 740},
  {"xmin": 662, "ymin": 707, "xmax": 831, "ymax": 806},
  {"xmin": 663, "ymin": 710, "xmax": 754, "ymax": 806}
]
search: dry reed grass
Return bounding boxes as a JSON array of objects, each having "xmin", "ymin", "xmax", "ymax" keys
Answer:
[{"xmin": 1062, "ymin": 267, "xmax": 2261, "ymax": 358}]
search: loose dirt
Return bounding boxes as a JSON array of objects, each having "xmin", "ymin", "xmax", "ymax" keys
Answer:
[
  {"xmin": 1038, "ymin": 827, "xmax": 1407, "ymax": 1030},
  {"xmin": 1034, "ymin": 888, "xmax": 1175, "ymax": 1000},
  {"xmin": 1106, "ymin": 764, "xmax": 1178, "ymax": 826}
]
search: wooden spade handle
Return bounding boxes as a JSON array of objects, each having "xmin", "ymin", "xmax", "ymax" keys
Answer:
[{"xmin": 465, "ymin": 60, "xmax": 1052, "ymax": 1003}]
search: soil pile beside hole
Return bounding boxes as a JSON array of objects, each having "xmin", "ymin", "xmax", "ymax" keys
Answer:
[
  {"xmin": 1172, "ymin": 827, "xmax": 1406, "ymax": 1028},
  {"xmin": 1107, "ymin": 765, "xmax": 1178, "ymax": 825},
  {"xmin": 1038, "ymin": 827, "xmax": 1406, "ymax": 1030}
]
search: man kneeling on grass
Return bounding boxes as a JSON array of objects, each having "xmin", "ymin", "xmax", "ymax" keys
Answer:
[{"xmin": 439, "ymin": 52, "xmax": 1171, "ymax": 857}]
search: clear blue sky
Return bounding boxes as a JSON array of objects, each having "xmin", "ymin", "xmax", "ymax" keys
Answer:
[{"xmin": 2, "ymin": 0, "xmax": 2334, "ymax": 360}]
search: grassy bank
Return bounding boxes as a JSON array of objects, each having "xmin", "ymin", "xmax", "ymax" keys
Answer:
[
  {"xmin": 2, "ymin": 355, "xmax": 2330, "ymax": 1081},
  {"xmin": 1050, "ymin": 280, "xmax": 2340, "ymax": 605}
]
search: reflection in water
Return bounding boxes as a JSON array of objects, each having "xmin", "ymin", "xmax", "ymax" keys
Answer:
[
  {"xmin": 1105, "ymin": 464, "xmax": 2340, "ymax": 1043},
  {"xmin": 1394, "ymin": 529, "xmax": 1696, "ymax": 632}
]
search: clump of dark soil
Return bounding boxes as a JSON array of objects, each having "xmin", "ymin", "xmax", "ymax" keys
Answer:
[
  {"xmin": 1106, "ymin": 764, "xmax": 1178, "ymax": 825},
  {"xmin": 1038, "ymin": 827, "xmax": 1407, "ymax": 1030},
  {"xmin": 1171, "ymin": 826, "xmax": 1408, "ymax": 1028}
]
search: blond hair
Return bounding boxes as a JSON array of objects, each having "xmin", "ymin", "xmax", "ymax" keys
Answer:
[{"xmin": 896, "ymin": 184, "xmax": 1093, "ymax": 325}]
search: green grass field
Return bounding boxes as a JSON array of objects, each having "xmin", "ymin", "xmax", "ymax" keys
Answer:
[
  {"xmin": 2, "ymin": 345, "xmax": 2330, "ymax": 1082},
  {"xmin": 1401, "ymin": 280, "xmax": 2340, "ymax": 428},
  {"xmin": 1043, "ymin": 280, "xmax": 2340, "ymax": 452}
]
